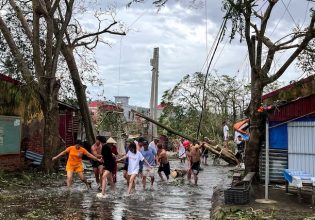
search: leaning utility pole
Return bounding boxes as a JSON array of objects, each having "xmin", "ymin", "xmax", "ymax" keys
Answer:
[{"xmin": 149, "ymin": 47, "xmax": 159, "ymax": 140}]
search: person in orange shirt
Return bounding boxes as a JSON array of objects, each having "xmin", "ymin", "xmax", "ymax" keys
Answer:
[{"xmin": 52, "ymin": 140, "xmax": 102, "ymax": 191}]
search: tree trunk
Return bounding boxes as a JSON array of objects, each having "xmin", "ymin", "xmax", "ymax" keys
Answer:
[
  {"xmin": 40, "ymin": 80, "xmax": 61, "ymax": 173},
  {"xmin": 245, "ymin": 77, "xmax": 265, "ymax": 172},
  {"xmin": 61, "ymin": 45, "xmax": 95, "ymax": 146},
  {"xmin": 232, "ymin": 95, "xmax": 236, "ymax": 123}
]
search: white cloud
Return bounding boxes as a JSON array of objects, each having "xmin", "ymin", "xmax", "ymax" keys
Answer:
[{"xmin": 80, "ymin": 0, "xmax": 313, "ymax": 107}]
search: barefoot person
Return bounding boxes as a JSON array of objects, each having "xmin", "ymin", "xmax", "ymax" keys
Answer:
[
  {"xmin": 186, "ymin": 141, "xmax": 201, "ymax": 186},
  {"xmin": 157, "ymin": 143, "xmax": 171, "ymax": 181},
  {"xmin": 52, "ymin": 140, "xmax": 102, "ymax": 191},
  {"xmin": 91, "ymin": 136, "xmax": 105, "ymax": 189},
  {"xmin": 122, "ymin": 138, "xmax": 134, "ymax": 185},
  {"xmin": 106, "ymin": 137, "xmax": 118, "ymax": 183},
  {"xmin": 117, "ymin": 143, "xmax": 152, "ymax": 194},
  {"xmin": 140, "ymin": 140, "xmax": 157, "ymax": 190},
  {"xmin": 97, "ymin": 143, "xmax": 116, "ymax": 198}
]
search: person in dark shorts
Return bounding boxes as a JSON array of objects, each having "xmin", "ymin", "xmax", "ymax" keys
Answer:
[
  {"xmin": 191, "ymin": 161, "xmax": 200, "ymax": 175},
  {"xmin": 91, "ymin": 136, "xmax": 106, "ymax": 189},
  {"xmin": 186, "ymin": 142, "xmax": 201, "ymax": 185},
  {"xmin": 235, "ymin": 135, "xmax": 245, "ymax": 163},
  {"xmin": 157, "ymin": 143, "xmax": 171, "ymax": 181},
  {"xmin": 97, "ymin": 143, "xmax": 116, "ymax": 198},
  {"xmin": 106, "ymin": 137, "xmax": 118, "ymax": 183}
]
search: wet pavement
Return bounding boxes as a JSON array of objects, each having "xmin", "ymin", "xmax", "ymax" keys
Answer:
[{"xmin": 0, "ymin": 160, "xmax": 230, "ymax": 220}]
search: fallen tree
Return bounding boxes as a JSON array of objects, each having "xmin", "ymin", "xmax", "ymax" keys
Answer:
[{"xmin": 132, "ymin": 110, "xmax": 238, "ymax": 165}]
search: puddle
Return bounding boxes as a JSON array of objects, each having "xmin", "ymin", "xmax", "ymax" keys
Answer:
[{"xmin": 0, "ymin": 160, "xmax": 230, "ymax": 219}]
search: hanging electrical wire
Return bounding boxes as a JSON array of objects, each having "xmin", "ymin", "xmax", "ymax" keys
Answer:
[
  {"xmin": 196, "ymin": 14, "xmax": 229, "ymax": 139},
  {"xmin": 199, "ymin": 19, "xmax": 226, "ymax": 74},
  {"xmin": 280, "ymin": 0, "xmax": 299, "ymax": 28}
]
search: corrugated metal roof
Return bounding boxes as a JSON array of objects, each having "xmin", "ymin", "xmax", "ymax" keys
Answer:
[{"xmin": 268, "ymin": 94, "xmax": 315, "ymax": 121}]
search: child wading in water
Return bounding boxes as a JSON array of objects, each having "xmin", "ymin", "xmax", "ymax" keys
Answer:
[
  {"xmin": 52, "ymin": 140, "xmax": 102, "ymax": 191},
  {"xmin": 117, "ymin": 143, "xmax": 152, "ymax": 194}
]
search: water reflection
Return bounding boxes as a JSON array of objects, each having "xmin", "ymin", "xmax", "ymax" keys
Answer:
[{"xmin": 2, "ymin": 160, "xmax": 230, "ymax": 220}]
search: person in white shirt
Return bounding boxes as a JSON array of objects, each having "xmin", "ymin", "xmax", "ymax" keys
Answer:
[
  {"xmin": 117, "ymin": 142, "xmax": 152, "ymax": 194},
  {"xmin": 178, "ymin": 140, "xmax": 186, "ymax": 163},
  {"xmin": 223, "ymin": 121, "xmax": 229, "ymax": 148}
]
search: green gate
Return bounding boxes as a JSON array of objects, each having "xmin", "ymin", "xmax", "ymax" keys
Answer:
[{"xmin": 0, "ymin": 116, "xmax": 21, "ymax": 154}]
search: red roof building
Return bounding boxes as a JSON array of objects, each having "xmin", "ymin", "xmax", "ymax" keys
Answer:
[{"xmin": 0, "ymin": 73, "xmax": 79, "ymax": 170}]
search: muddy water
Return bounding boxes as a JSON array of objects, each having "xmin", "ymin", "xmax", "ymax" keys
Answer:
[{"xmin": 0, "ymin": 160, "xmax": 230, "ymax": 220}]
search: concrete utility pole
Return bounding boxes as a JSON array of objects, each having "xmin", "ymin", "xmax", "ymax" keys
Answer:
[{"xmin": 149, "ymin": 47, "xmax": 159, "ymax": 140}]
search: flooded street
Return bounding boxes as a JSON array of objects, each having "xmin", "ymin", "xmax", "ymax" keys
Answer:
[{"xmin": 0, "ymin": 160, "xmax": 230, "ymax": 220}]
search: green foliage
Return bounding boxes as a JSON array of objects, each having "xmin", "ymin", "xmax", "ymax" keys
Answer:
[
  {"xmin": 0, "ymin": 80, "xmax": 40, "ymax": 120},
  {"xmin": 222, "ymin": 0, "xmax": 247, "ymax": 42},
  {"xmin": 97, "ymin": 110, "xmax": 125, "ymax": 136},
  {"xmin": 0, "ymin": 1, "xmax": 102, "ymax": 101},
  {"xmin": 213, "ymin": 208, "xmax": 276, "ymax": 220},
  {"xmin": 297, "ymin": 38, "xmax": 315, "ymax": 76},
  {"xmin": 159, "ymin": 72, "xmax": 249, "ymax": 140}
]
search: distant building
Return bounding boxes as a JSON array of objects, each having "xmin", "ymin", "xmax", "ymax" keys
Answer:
[
  {"xmin": 88, "ymin": 100, "xmax": 106, "ymax": 124},
  {"xmin": 114, "ymin": 96, "xmax": 150, "ymax": 137},
  {"xmin": 114, "ymin": 96, "xmax": 150, "ymax": 122}
]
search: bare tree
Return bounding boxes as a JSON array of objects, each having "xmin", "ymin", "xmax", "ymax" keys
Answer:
[
  {"xmin": 223, "ymin": 0, "xmax": 315, "ymax": 172},
  {"xmin": 57, "ymin": 7, "xmax": 125, "ymax": 146},
  {"xmin": 0, "ymin": 1, "xmax": 125, "ymax": 171},
  {"xmin": 0, "ymin": 0, "xmax": 75, "ymax": 172}
]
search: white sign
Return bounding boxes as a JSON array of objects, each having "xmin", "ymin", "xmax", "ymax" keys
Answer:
[{"xmin": 14, "ymin": 119, "xmax": 20, "ymax": 127}]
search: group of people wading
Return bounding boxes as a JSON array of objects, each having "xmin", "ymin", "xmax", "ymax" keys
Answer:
[{"xmin": 52, "ymin": 136, "xmax": 204, "ymax": 198}]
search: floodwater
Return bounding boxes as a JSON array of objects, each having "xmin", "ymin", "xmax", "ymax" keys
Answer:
[{"xmin": 0, "ymin": 160, "xmax": 230, "ymax": 220}]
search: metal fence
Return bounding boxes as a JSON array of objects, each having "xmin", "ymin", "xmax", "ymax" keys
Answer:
[{"xmin": 259, "ymin": 148, "xmax": 288, "ymax": 183}]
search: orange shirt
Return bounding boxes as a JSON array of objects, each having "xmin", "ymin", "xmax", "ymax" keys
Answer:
[{"xmin": 65, "ymin": 146, "xmax": 88, "ymax": 167}]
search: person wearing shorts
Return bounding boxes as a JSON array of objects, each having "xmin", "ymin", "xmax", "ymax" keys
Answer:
[
  {"xmin": 117, "ymin": 143, "xmax": 152, "ymax": 194},
  {"xmin": 186, "ymin": 142, "xmax": 201, "ymax": 185},
  {"xmin": 106, "ymin": 137, "xmax": 118, "ymax": 183},
  {"xmin": 140, "ymin": 140, "xmax": 156, "ymax": 190},
  {"xmin": 97, "ymin": 143, "xmax": 116, "ymax": 198},
  {"xmin": 157, "ymin": 143, "xmax": 171, "ymax": 181},
  {"xmin": 91, "ymin": 136, "xmax": 105, "ymax": 189},
  {"xmin": 52, "ymin": 140, "xmax": 101, "ymax": 191},
  {"xmin": 191, "ymin": 161, "xmax": 201, "ymax": 175}
]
